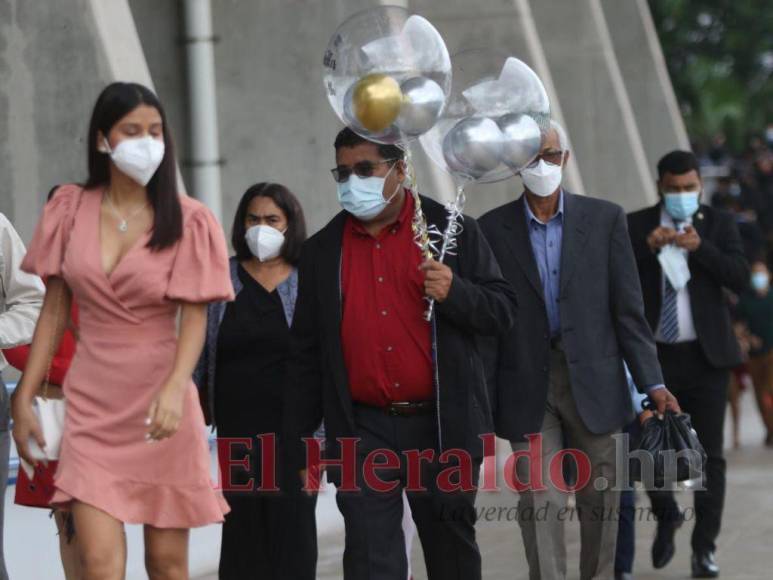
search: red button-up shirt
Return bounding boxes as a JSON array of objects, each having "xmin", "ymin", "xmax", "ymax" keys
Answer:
[{"xmin": 340, "ymin": 191, "xmax": 434, "ymax": 406}]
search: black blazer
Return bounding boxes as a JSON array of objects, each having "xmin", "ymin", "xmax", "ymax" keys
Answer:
[
  {"xmin": 283, "ymin": 195, "xmax": 517, "ymax": 484},
  {"xmin": 479, "ymin": 193, "xmax": 664, "ymax": 442},
  {"xmin": 627, "ymin": 203, "xmax": 748, "ymax": 369}
]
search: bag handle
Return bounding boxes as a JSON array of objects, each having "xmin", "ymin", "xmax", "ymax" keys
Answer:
[{"xmin": 40, "ymin": 186, "xmax": 84, "ymax": 401}]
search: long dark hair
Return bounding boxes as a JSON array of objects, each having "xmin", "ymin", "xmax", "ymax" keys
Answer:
[
  {"xmin": 231, "ymin": 183, "xmax": 307, "ymax": 266},
  {"xmin": 85, "ymin": 82, "xmax": 182, "ymax": 249}
]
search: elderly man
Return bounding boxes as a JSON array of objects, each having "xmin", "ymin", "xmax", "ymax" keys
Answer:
[{"xmin": 479, "ymin": 121, "xmax": 679, "ymax": 580}]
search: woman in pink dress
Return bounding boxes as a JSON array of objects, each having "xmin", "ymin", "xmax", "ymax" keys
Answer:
[{"xmin": 11, "ymin": 82, "xmax": 233, "ymax": 580}]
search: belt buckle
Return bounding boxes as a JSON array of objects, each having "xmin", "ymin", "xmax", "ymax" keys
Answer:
[{"xmin": 387, "ymin": 402, "xmax": 411, "ymax": 416}]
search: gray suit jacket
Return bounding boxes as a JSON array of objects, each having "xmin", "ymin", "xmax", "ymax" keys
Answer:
[{"xmin": 479, "ymin": 192, "xmax": 663, "ymax": 441}]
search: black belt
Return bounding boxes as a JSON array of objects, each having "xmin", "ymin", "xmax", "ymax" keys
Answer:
[
  {"xmin": 355, "ymin": 401, "xmax": 436, "ymax": 417},
  {"xmin": 656, "ymin": 340, "xmax": 700, "ymax": 354},
  {"xmin": 550, "ymin": 336, "xmax": 563, "ymax": 351}
]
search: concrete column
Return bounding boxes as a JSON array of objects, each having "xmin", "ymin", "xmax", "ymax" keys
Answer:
[
  {"xmin": 89, "ymin": 0, "xmax": 154, "ymax": 86},
  {"xmin": 527, "ymin": 0, "xmax": 657, "ymax": 211},
  {"xmin": 601, "ymin": 0, "xmax": 690, "ymax": 178},
  {"xmin": 208, "ymin": 0, "xmax": 395, "ymax": 234},
  {"xmin": 0, "ymin": 0, "xmax": 113, "ymax": 239}
]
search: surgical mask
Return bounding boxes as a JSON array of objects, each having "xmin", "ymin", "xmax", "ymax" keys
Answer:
[
  {"xmin": 520, "ymin": 160, "xmax": 563, "ymax": 197},
  {"xmin": 663, "ymin": 191, "xmax": 700, "ymax": 221},
  {"xmin": 102, "ymin": 136, "xmax": 165, "ymax": 186},
  {"xmin": 751, "ymin": 272, "xmax": 770, "ymax": 292},
  {"xmin": 336, "ymin": 164, "xmax": 400, "ymax": 220},
  {"xmin": 245, "ymin": 225, "xmax": 286, "ymax": 262},
  {"xmin": 658, "ymin": 244, "xmax": 691, "ymax": 290}
]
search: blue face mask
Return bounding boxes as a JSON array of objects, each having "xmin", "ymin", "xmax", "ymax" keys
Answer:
[
  {"xmin": 336, "ymin": 166, "xmax": 399, "ymax": 221},
  {"xmin": 751, "ymin": 272, "xmax": 770, "ymax": 292},
  {"xmin": 663, "ymin": 191, "xmax": 700, "ymax": 221}
]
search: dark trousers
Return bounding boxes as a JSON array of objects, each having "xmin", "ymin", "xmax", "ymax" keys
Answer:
[
  {"xmin": 648, "ymin": 341, "xmax": 729, "ymax": 553},
  {"xmin": 615, "ymin": 421, "xmax": 641, "ymax": 574},
  {"xmin": 335, "ymin": 404, "xmax": 482, "ymax": 580},
  {"xmin": 218, "ymin": 435, "xmax": 318, "ymax": 580}
]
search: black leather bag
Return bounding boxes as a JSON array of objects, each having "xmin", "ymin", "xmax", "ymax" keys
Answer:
[{"xmin": 631, "ymin": 411, "xmax": 707, "ymax": 488}]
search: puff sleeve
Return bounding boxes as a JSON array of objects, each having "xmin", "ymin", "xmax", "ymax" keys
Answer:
[
  {"xmin": 20, "ymin": 184, "xmax": 80, "ymax": 279},
  {"xmin": 165, "ymin": 205, "xmax": 235, "ymax": 303}
]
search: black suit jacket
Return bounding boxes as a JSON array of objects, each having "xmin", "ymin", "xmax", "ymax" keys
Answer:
[
  {"xmin": 479, "ymin": 193, "xmax": 664, "ymax": 442},
  {"xmin": 626, "ymin": 203, "xmax": 748, "ymax": 369},
  {"xmin": 283, "ymin": 195, "xmax": 517, "ymax": 484}
]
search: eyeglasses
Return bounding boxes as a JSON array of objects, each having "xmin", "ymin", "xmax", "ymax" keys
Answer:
[
  {"xmin": 331, "ymin": 159, "xmax": 398, "ymax": 183},
  {"xmin": 526, "ymin": 150, "xmax": 565, "ymax": 168}
]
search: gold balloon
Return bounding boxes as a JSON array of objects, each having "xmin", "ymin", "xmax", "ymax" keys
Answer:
[{"xmin": 352, "ymin": 74, "xmax": 403, "ymax": 133}]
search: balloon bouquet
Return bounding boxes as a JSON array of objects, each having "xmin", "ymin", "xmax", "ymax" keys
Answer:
[{"xmin": 323, "ymin": 6, "xmax": 550, "ymax": 320}]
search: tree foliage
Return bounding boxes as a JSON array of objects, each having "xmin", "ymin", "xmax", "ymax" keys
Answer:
[{"xmin": 648, "ymin": 0, "xmax": 773, "ymax": 149}]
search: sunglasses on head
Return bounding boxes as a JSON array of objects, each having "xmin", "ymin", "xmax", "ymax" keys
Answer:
[
  {"xmin": 526, "ymin": 150, "xmax": 564, "ymax": 168},
  {"xmin": 331, "ymin": 159, "xmax": 399, "ymax": 183}
]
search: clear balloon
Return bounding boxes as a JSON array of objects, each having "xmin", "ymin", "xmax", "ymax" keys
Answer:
[
  {"xmin": 323, "ymin": 6, "xmax": 451, "ymax": 144},
  {"xmin": 420, "ymin": 49, "xmax": 551, "ymax": 184}
]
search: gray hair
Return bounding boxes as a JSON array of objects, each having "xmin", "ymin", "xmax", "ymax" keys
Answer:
[{"xmin": 550, "ymin": 120, "xmax": 569, "ymax": 152}]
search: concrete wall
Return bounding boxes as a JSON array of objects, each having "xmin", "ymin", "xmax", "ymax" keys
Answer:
[
  {"xmin": 527, "ymin": 0, "xmax": 657, "ymax": 211},
  {"xmin": 1, "ymin": 0, "xmax": 688, "ymax": 236},
  {"xmin": 601, "ymin": 0, "xmax": 690, "ymax": 192},
  {"xmin": 0, "ymin": 0, "xmax": 113, "ymax": 239}
]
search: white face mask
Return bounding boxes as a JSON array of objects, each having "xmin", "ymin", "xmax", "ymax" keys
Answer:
[
  {"xmin": 245, "ymin": 225, "xmax": 286, "ymax": 262},
  {"xmin": 102, "ymin": 136, "xmax": 165, "ymax": 186},
  {"xmin": 520, "ymin": 159, "xmax": 563, "ymax": 197}
]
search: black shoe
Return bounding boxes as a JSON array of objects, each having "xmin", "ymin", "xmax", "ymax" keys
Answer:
[
  {"xmin": 652, "ymin": 510, "xmax": 685, "ymax": 569},
  {"xmin": 692, "ymin": 551, "xmax": 719, "ymax": 578},
  {"xmin": 615, "ymin": 572, "xmax": 634, "ymax": 580}
]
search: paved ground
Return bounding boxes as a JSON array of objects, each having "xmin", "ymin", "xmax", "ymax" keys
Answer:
[
  {"xmin": 198, "ymin": 394, "xmax": 772, "ymax": 580},
  {"xmin": 317, "ymin": 394, "xmax": 773, "ymax": 580},
  {"xmin": 7, "ymin": 384, "xmax": 769, "ymax": 579}
]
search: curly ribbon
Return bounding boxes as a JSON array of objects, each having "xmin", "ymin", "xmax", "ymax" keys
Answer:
[{"xmin": 423, "ymin": 185, "xmax": 466, "ymax": 321}]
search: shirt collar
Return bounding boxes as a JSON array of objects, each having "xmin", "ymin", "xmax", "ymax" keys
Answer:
[
  {"xmin": 350, "ymin": 188, "xmax": 413, "ymax": 237},
  {"xmin": 524, "ymin": 189, "xmax": 564, "ymax": 226}
]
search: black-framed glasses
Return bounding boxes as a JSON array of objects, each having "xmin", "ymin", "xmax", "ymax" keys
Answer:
[
  {"xmin": 526, "ymin": 150, "xmax": 564, "ymax": 168},
  {"xmin": 331, "ymin": 159, "xmax": 398, "ymax": 183}
]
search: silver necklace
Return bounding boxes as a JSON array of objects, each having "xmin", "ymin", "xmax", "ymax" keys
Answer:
[{"xmin": 104, "ymin": 191, "xmax": 149, "ymax": 233}]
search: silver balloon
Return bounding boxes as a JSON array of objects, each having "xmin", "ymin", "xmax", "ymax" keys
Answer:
[
  {"xmin": 420, "ymin": 50, "xmax": 551, "ymax": 185},
  {"xmin": 396, "ymin": 77, "xmax": 446, "ymax": 137},
  {"xmin": 498, "ymin": 113, "xmax": 542, "ymax": 171},
  {"xmin": 442, "ymin": 117, "xmax": 503, "ymax": 180}
]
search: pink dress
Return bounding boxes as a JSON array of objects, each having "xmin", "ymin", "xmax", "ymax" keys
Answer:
[{"xmin": 21, "ymin": 184, "xmax": 235, "ymax": 528}]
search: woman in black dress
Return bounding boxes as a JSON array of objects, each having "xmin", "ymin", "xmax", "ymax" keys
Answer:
[{"xmin": 194, "ymin": 182, "xmax": 316, "ymax": 579}]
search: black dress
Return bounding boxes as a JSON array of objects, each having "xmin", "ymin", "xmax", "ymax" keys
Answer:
[{"xmin": 215, "ymin": 264, "xmax": 317, "ymax": 580}]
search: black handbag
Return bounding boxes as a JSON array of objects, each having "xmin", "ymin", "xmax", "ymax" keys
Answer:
[{"xmin": 631, "ymin": 410, "xmax": 707, "ymax": 488}]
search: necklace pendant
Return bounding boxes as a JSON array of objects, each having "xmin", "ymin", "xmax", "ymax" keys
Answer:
[{"xmin": 118, "ymin": 220, "xmax": 128, "ymax": 233}]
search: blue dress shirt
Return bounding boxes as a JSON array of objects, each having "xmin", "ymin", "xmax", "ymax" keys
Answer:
[
  {"xmin": 524, "ymin": 191, "xmax": 564, "ymax": 338},
  {"xmin": 625, "ymin": 364, "xmax": 647, "ymax": 414},
  {"xmin": 524, "ymin": 192, "xmax": 666, "ymax": 394}
]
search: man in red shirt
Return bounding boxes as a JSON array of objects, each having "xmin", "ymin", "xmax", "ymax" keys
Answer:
[{"xmin": 284, "ymin": 128, "xmax": 517, "ymax": 580}]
